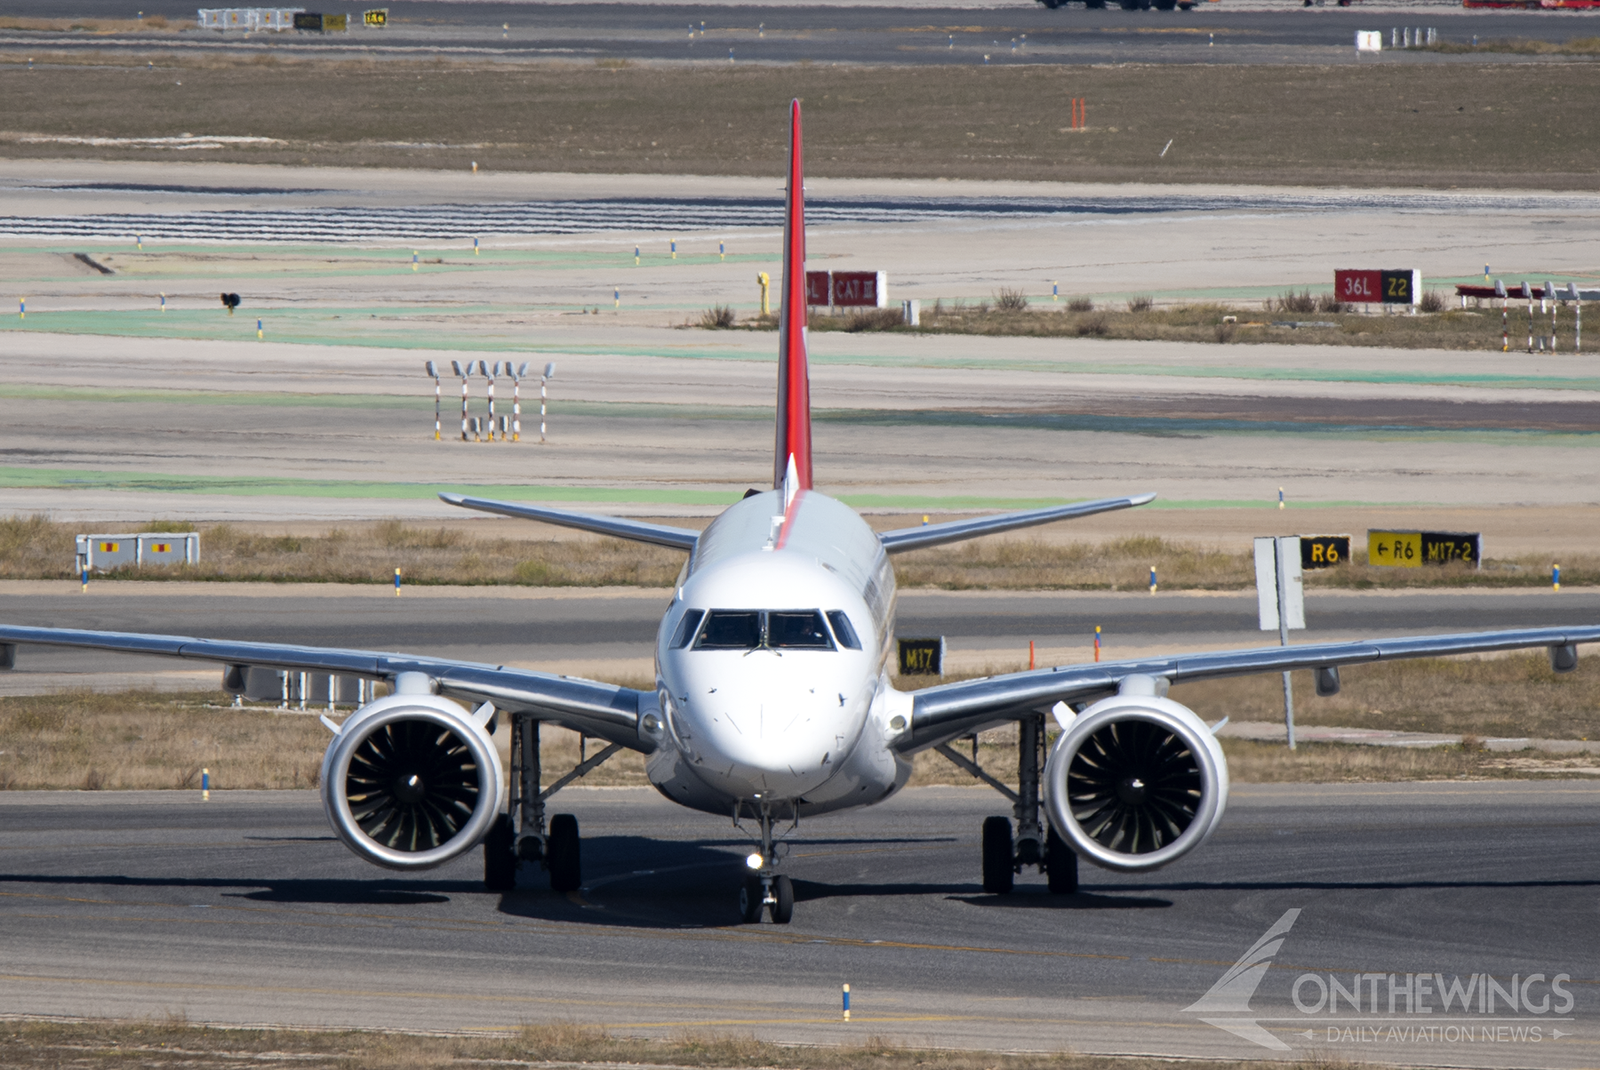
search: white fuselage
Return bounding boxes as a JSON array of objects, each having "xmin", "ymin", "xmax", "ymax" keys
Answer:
[{"xmin": 647, "ymin": 489, "xmax": 914, "ymax": 818}]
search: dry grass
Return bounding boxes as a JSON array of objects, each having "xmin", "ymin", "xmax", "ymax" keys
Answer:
[
  {"xmin": 806, "ymin": 301, "xmax": 1554, "ymax": 352},
  {"xmin": 6, "ymin": 517, "xmax": 1596, "ymax": 591},
  {"xmin": 1, "ymin": 57, "xmax": 1599, "ymax": 187},
  {"xmin": 1173, "ymin": 651, "xmax": 1600, "ymax": 740},
  {"xmin": 0, "ymin": 688, "xmax": 653, "ymax": 791},
  {"xmin": 0, "ymin": 15, "xmax": 174, "ymax": 33},
  {"xmin": 1215, "ymin": 737, "xmax": 1586, "ymax": 783},
  {"xmin": 898, "ymin": 652, "xmax": 1600, "ymax": 789},
  {"xmin": 895, "ymin": 535, "xmax": 1251, "ymax": 591},
  {"xmin": 0, "ymin": 690, "xmax": 328, "ymax": 791},
  {"xmin": 4, "ymin": 652, "xmax": 1595, "ymax": 793},
  {"xmin": 894, "ymin": 534, "xmax": 1600, "ymax": 592},
  {"xmin": 699, "ymin": 304, "xmax": 736, "ymax": 329},
  {"xmin": 0, "ymin": 1017, "xmax": 1372, "ymax": 1070},
  {"xmin": 0, "ymin": 515, "xmax": 687, "ymax": 587},
  {"xmin": 1429, "ymin": 35, "xmax": 1600, "ymax": 56}
]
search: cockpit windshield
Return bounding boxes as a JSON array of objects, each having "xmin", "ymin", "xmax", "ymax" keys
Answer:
[
  {"xmin": 697, "ymin": 610, "xmax": 761, "ymax": 649},
  {"xmin": 693, "ymin": 610, "xmax": 836, "ymax": 651},
  {"xmin": 768, "ymin": 611, "xmax": 832, "ymax": 648}
]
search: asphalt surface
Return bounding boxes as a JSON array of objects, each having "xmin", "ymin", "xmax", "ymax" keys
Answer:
[
  {"xmin": 10, "ymin": 187, "xmax": 1600, "ymax": 242},
  {"xmin": 5, "ymin": 585, "xmax": 1598, "ymax": 683},
  {"xmin": 2, "ymin": 2, "xmax": 1587, "ymax": 66},
  {"xmin": 0, "ymin": 783, "xmax": 1595, "ymax": 1065}
]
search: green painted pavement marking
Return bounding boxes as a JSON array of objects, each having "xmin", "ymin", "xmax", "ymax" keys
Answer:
[
  {"xmin": 0, "ymin": 466, "xmax": 1417, "ymax": 511},
  {"xmin": 11, "ymin": 316, "xmax": 1600, "ymax": 390}
]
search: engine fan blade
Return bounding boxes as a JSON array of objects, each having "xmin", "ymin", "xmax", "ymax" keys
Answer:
[
  {"xmin": 1067, "ymin": 720, "xmax": 1202, "ymax": 854},
  {"xmin": 346, "ymin": 720, "xmax": 481, "ymax": 851}
]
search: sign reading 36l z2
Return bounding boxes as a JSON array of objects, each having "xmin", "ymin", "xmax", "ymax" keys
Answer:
[{"xmin": 1335, "ymin": 269, "xmax": 1420, "ymax": 305}]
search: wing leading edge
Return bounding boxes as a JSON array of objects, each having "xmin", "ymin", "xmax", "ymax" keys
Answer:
[
  {"xmin": 0, "ymin": 624, "xmax": 649, "ymax": 752},
  {"xmin": 440, "ymin": 493, "xmax": 699, "ymax": 550},
  {"xmin": 879, "ymin": 493, "xmax": 1157, "ymax": 554},
  {"xmin": 905, "ymin": 624, "xmax": 1600, "ymax": 752}
]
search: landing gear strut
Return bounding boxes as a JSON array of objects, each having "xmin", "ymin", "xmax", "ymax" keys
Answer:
[
  {"xmin": 491, "ymin": 714, "xmax": 621, "ymax": 894},
  {"xmin": 737, "ymin": 804, "xmax": 794, "ymax": 923},
  {"xmin": 938, "ymin": 712, "xmax": 1077, "ymax": 894}
]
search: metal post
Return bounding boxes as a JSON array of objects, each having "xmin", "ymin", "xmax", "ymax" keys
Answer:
[
  {"xmin": 1525, "ymin": 283, "xmax": 1534, "ymax": 353},
  {"xmin": 327, "ymin": 675, "xmax": 335, "ymax": 714},
  {"xmin": 1014, "ymin": 713, "xmax": 1043, "ymax": 866},
  {"xmin": 298, "ymin": 671, "xmax": 308, "ymax": 711},
  {"xmin": 484, "ymin": 361, "xmax": 497, "ymax": 441},
  {"xmin": 454, "ymin": 360, "xmax": 470, "ymax": 441},
  {"xmin": 539, "ymin": 362, "xmax": 555, "ymax": 443},
  {"xmin": 1274, "ymin": 537, "xmax": 1295, "ymax": 750},
  {"xmin": 280, "ymin": 670, "xmax": 288, "ymax": 710},
  {"xmin": 513, "ymin": 715, "xmax": 545, "ymax": 858},
  {"xmin": 1548, "ymin": 282, "xmax": 1557, "ymax": 352}
]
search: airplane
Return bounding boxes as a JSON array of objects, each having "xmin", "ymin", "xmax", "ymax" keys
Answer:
[{"xmin": 5, "ymin": 100, "xmax": 1600, "ymax": 924}]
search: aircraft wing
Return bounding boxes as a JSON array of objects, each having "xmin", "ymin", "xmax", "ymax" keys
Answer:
[
  {"xmin": 878, "ymin": 493, "xmax": 1157, "ymax": 553},
  {"xmin": 902, "ymin": 624, "xmax": 1600, "ymax": 752},
  {"xmin": 0, "ymin": 624, "xmax": 649, "ymax": 752},
  {"xmin": 440, "ymin": 493, "xmax": 700, "ymax": 551}
]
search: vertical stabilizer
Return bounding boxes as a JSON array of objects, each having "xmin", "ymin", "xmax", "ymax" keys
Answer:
[{"xmin": 774, "ymin": 99, "xmax": 814, "ymax": 491}]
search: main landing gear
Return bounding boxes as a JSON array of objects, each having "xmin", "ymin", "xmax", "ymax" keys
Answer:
[
  {"xmin": 937, "ymin": 713, "xmax": 1079, "ymax": 895},
  {"xmin": 484, "ymin": 715, "xmax": 619, "ymax": 894},
  {"xmin": 737, "ymin": 804, "xmax": 794, "ymax": 924}
]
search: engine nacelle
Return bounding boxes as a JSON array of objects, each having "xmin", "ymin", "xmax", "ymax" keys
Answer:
[
  {"xmin": 320, "ymin": 691, "xmax": 504, "ymax": 870},
  {"xmin": 1043, "ymin": 693, "xmax": 1228, "ymax": 873}
]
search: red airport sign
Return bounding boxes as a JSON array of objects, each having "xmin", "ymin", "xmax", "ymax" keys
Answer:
[
  {"xmin": 1335, "ymin": 269, "xmax": 1420, "ymax": 305},
  {"xmin": 831, "ymin": 271, "xmax": 884, "ymax": 307},
  {"xmin": 803, "ymin": 270, "xmax": 889, "ymax": 308}
]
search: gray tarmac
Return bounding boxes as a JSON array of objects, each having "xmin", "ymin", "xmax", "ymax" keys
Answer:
[
  {"xmin": 1, "ymin": 2, "xmax": 1584, "ymax": 65},
  {"xmin": 0, "ymin": 782, "xmax": 1596, "ymax": 1066},
  {"xmin": 4, "ymin": 583, "xmax": 1597, "ymax": 687}
]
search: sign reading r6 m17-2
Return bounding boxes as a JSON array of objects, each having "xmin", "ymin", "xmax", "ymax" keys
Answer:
[{"xmin": 1335, "ymin": 269, "xmax": 1420, "ymax": 305}]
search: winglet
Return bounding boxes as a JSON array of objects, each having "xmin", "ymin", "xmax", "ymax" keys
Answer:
[{"xmin": 774, "ymin": 99, "xmax": 814, "ymax": 492}]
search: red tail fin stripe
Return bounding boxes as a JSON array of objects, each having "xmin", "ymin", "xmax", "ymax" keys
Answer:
[{"xmin": 774, "ymin": 99, "xmax": 814, "ymax": 491}]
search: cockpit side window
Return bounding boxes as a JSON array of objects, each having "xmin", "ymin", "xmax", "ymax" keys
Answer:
[
  {"xmin": 825, "ymin": 610, "xmax": 862, "ymax": 650},
  {"xmin": 669, "ymin": 608, "xmax": 705, "ymax": 649},
  {"xmin": 697, "ymin": 610, "xmax": 762, "ymax": 649},
  {"xmin": 768, "ymin": 610, "xmax": 832, "ymax": 649}
]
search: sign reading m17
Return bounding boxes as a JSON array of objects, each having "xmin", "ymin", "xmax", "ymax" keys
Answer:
[{"xmin": 1335, "ymin": 269, "xmax": 1420, "ymax": 305}]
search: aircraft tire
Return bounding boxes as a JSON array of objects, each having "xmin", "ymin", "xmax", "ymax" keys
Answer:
[
  {"xmin": 1045, "ymin": 823, "xmax": 1079, "ymax": 894},
  {"xmin": 770, "ymin": 875, "xmax": 795, "ymax": 923},
  {"xmin": 547, "ymin": 813, "xmax": 581, "ymax": 892},
  {"xmin": 981, "ymin": 816, "xmax": 1014, "ymax": 894},
  {"xmin": 739, "ymin": 877, "xmax": 765, "ymax": 923},
  {"xmin": 483, "ymin": 813, "xmax": 517, "ymax": 892}
]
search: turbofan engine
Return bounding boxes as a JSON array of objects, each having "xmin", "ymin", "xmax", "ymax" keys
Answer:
[
  {"xmin": 320, "ymin": 686, "xmax": 504, "ymax": 870},
  {"xmin": 1043, "ymin": 687, "xmax": 1228, "ymax": 872}
]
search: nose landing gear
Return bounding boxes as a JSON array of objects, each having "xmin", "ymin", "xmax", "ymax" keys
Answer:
[{"xmin": 737, "ymin": 804, "xmax": 795, "ymax": 923}]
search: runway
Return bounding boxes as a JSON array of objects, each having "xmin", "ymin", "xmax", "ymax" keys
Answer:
[
  {"xmin": 4, "ymin": 583, "xmax": 1597, "ymax": 687},
  {"xmin": 0, "ymin": 783, "xmax": 1595, "ymax": 1065},
  {"xmin": 8, "ymin": 187, "xmax": 1600, "ymax": 243}
]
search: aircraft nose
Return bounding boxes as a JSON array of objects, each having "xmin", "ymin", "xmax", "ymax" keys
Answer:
[{"xmin": 674, "ymin": 696, "xmax": 841, "ymax": 797}]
